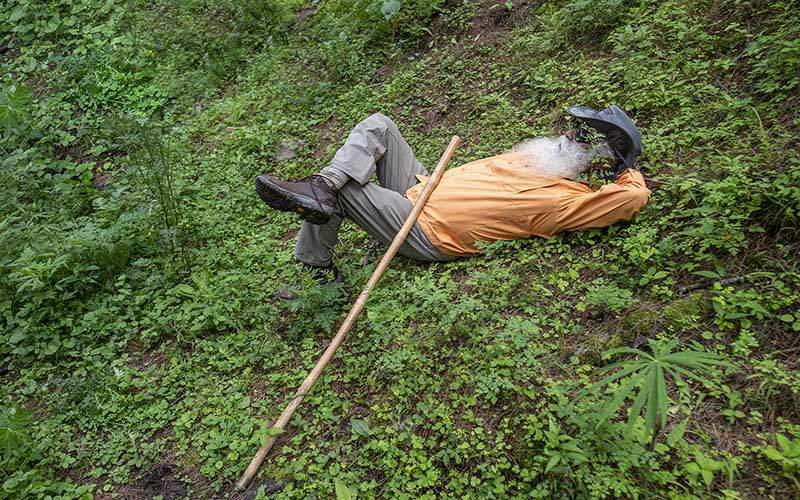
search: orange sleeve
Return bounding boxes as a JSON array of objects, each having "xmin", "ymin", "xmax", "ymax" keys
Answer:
[{"xmin": 557, "ymin": 169, "xmax": 650, "ymax": 232}]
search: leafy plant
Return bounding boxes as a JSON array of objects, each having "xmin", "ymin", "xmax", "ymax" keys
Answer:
[
  {"xmin": 283, "ymin": 277, "xmax": 347, "ymax": 340},
  {"xmin": 761, "ymin": 434, "xmax": 800, "ymax": 490},
  {"xmin": 584, "ymin": 281, "xmax": 636, "ymax": 314},
  {"xmin": 335, "ymin": 478, "xmax": 357, "ymax": 499},
  {"xmin": 684, "ymin": 449, "xmax": 726, "ymax": 488},
  {"xmin": 541, "ymin": 419, "xmax": 588, "ymax": 474},
  {"xmin": 0, "ymin": 82, "xmax": 33, "ymax": 145},
  {"xmin": 128, "ymin": 121, "xmax": 189, "ymax": 267},
  {"xmin": 552, "ymin": 0, "xmax": 631, "ymax": 46},
  {"xmin": 380, "ymin": 0, "xmax": 400, "ymax": 21},
  {"xmin": 0, "ymin": 404, "xmax": 32, "ymax": 465},
  {"xmin": 584, "ymin": 339, "xmax": 732, "ymax": 443}
]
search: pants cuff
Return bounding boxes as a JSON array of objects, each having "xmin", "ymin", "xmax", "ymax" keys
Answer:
[
  {"xmin": 319, "ymin": 167, "xmax": 349, "ymax": 189},
  {"xmin": 293, "ymin": 251, "xmax": 332, "ymax": 268}
]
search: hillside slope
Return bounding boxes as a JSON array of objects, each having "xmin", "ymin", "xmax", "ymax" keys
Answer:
[{"xmin": 1, "ymin": 0, "xmax": 799, "ymax": 498}]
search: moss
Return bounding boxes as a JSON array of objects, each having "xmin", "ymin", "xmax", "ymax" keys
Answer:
[
  {"xmin": 619, "ymin": 305, "xmax": 661, "ymax": 342},
  {"xmin": 662, "ymin": 292, "xmax": 711, "ymax": 332}
]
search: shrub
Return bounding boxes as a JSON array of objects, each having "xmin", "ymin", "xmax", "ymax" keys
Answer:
[{"xmin": 583, "ymin": 339, "xmax": 733, "ymax": 443}]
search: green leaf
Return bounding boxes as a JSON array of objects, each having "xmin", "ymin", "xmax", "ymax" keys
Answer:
[
  {"xmin": 174, "ymin": 284, "xmax": 195, "ymax": 297},
  {"xmin": 626, "ymin": 380, "xmax": 649, "ymax": 438},
  {"xmin": 644, "ymin": 367, "xmax": 659, "ymax": 437},
  {"xmin": 655, "ymin": 364, "xmax": 668, "ymax": 435},
  {"xmin": 261, "ymin": 426, "xmax": 284, "ymax": 445},
  {"xmin": 350, "ymin": 418, "xmax": 369, "ymax": 437},
  {"xmin": 701, "ymin": 469, "xmax": 714, "ymax": 486},
  {"xmin": 595, "ymin": 372, "xmax": 646, "ymax": 428},
  {"xmin": 8, "ymin": 331, "xmax": 25, "ymax": 344},
  {"xmin": 762, "ymin": 446, "xmax": 784, "ymax": 462},
  {"xmin": 560, "ymin": 441, "xmax": 582, "ymax": 453},
  {"xmin": 667, "ymin": 418, "xmax": 689, "ymax": 446},
  {"xmin": 776, "ymin": 433, "xmax": 790, "ymax": 451},
  {"xmin": 335, "ymin": 478, "xmax": 355, "ymax": 500},
  {"xmin": 545, "ymin": 454, "xmax": 561, "ymax": 473},
  {"xmin": 380, "ymin": 0, "xmax": 400, "ymax": 20}
]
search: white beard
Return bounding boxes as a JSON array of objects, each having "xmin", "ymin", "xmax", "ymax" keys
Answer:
[{"xmin": 508, "ymin": 136, "xmax": 611, "ymax": 180}]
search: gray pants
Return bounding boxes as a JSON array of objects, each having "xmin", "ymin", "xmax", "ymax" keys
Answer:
[{"xmin": 294, "ymin": 113, "xmax": 455, "ymax": 266}]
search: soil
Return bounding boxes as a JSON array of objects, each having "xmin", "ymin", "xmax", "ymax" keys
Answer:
[
  {"xmin": 239, "ymin": 479, "xmax": 286, "ymax": 499},
  {"xmin": 136, "ymin": 463, "xmax": 189, "ymax": 499},
  {"xmin": 419, "ymin": 0, "xmax": 540, "ymax": 55},
  {"xmin": 313, "ymin": 115, "xmax": 342, "ymax": 159},
  {"xmin": 92, "ymin": 168, "xmax": 113, "ymax": 190},
  {"xmin": 469, "ymin": 0, "xmax": 539, "ymax": 38}
]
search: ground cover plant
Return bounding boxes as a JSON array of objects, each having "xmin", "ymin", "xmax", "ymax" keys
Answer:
[{"xmin": 1, "ymin": 0, "xmax": 799, "ymax": 497}]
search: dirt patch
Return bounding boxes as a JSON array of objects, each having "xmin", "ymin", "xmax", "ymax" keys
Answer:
[
  {"xmin": 313, "ymin": 115, "xmax": 342, "ymax": 159},
  {"xmin": 26, "ymin": 76, "xmax": 51, "ymax": 98},
  {"xmin": 294, "ymin": 5, "xmax": 318, "ymax": 24},
  {"xmin": 136, "ymin": 463, "xmax": 188, "ymax": 499},
  {"xmin": 274, "ymin": 139, "xmax": 305, "ymax": 161},
  {"xmin": 127, "ymin": 342, "xmax": 169, "ymax": 371},
  {"xmin": 423, "ymin": 106, "xmax": 444, "ymax": 132},
  {"xmin": 239, "ymin": 478, "xmax": 286, "ymax": 499},
  {"xmin": 92, "ymin": 168, "xmax": 113, "ymax": 190},
  {"xmin": 470, "ymin": 0, "xmax": 539, "ymax": 38},
  {"xmin": 420, "ymin": 0, "xmax": 539, "ymax": 55},
  {"xmin": 280, "ymin": 228, "xmax": 299, "ymax": 241}
]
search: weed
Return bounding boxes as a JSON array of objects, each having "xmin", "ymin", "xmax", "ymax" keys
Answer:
[
  {"xmin": 1, "ymin": 0, "xmax": 799, "ymax": 496},
  {"xmin": 584, "ymin": 338, "xmax": 733, "ymax": 444}
]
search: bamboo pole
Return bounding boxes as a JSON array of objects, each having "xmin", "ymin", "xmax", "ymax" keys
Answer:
[{"xmin": 236, "ymin": 135, "xmax": 462, "ymax": 491}]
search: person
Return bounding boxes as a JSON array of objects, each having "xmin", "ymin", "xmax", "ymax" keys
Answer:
[{"xmin": 256, "ymin": 108, "xmax": 649, "ymax": 298}]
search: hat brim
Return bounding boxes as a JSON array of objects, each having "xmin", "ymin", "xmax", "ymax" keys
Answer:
[{"xmin": 568, "ymin": 105, "xmax": 642, "ymax": 170}]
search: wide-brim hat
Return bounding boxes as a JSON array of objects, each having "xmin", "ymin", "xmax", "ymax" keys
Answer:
[{"xmin": 568, "ymin": 105, "xmax": 642, "ymax": 171}]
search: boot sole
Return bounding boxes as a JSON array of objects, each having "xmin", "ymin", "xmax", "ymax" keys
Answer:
[{"xmin": 255, "ymin": 176, "xmax": 332, "ymax": 225}]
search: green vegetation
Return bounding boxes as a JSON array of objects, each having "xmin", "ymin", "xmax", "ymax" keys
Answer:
[{"xmin": 1, "ymin": 0, "xmax": 799, "ymax": 497}]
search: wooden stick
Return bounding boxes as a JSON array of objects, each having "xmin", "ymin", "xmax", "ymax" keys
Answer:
[
  {"xmin": 677, "ymin": 276, "xmax": 746, "ymax": 295},
  {"xmin": 236, "ymin": 135, "xmax": 462, "ymax": 491}
]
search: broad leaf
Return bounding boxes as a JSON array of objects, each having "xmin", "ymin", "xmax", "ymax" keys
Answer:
[{"xmin": 335, "ymin": 479, "xmax": 355, "ymax": 500}]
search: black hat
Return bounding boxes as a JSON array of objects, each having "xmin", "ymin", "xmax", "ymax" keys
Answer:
[{"xmin": 568, "ymin": 105, "xmax": 642, "ymax": 173}]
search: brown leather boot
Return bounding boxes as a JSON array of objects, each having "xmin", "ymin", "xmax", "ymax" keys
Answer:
[{"xmin": 255, "ymin": 174, "xmax": 338, "ymax": 225}]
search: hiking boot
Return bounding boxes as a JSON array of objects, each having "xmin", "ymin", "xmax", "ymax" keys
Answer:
[
  {"xmin": 276, "ymin": 263, "xmax": 342, "ymax": 301},
  {"xmin": 255, "ymin": 173, "xmax": 338, "ymax": 225}
]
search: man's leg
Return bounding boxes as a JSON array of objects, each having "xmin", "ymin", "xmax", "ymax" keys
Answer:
[
  {"xmin": 320, "ymin": 112, "xmax": 428, "ymax": 192},
  {"xmin": 294, "ymin": 181, "xmax": 452, "ymax": 265},
  {"xmin": 293, "ymin": 211, "xmax": 343, "ymax": 267},
  {"xmin": 295, "ymin": 112, "xmax": 451, "ymax": 265},
  {"xmin": 335, "ymin": 181, "xmax": 454, "ymax": 262}
]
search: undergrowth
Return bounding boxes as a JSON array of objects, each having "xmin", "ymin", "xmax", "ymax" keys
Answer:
[{"xmin": 1, "ymin": 0, "xmax": 799, "ymax": 498}]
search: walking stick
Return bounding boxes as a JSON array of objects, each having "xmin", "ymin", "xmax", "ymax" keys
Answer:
[{"xmin": 236, "ymin": 135, "xmax": 462, "ymax": 491}]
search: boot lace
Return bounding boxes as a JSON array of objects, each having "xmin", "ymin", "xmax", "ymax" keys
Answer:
[{"xmin": 296, "ymin": 174, "xmax": 333, "ymax": 207}]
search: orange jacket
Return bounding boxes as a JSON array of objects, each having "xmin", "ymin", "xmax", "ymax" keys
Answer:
[{"xmin": 406, "ymin": 152, "xmax": 650, "ymax": 256}]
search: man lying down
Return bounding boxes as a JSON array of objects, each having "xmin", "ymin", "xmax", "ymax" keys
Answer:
[{"xmin": 256, "ymin": 106, "xmax": 649, "ymax": 299}]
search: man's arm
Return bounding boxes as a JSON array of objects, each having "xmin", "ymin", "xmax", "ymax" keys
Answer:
[{"xmin": 557, "ymin": 169, "xmax": 650, "ymax": 232}]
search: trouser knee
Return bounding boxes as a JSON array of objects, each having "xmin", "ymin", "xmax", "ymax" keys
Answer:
[{"xmin": 363, "ymin": 112, "xmax": 394, "ymax": 130}]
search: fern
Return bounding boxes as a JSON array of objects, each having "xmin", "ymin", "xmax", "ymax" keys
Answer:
[{"xmin": 584, "ymin": 339, "xmax": 733, "ymax": 443}]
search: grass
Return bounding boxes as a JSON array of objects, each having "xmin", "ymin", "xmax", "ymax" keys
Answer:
[{"xmin": 1, "ymin": 0, "xmax": 799, "ymax": 498}]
